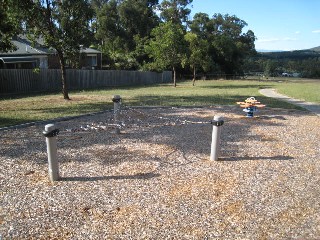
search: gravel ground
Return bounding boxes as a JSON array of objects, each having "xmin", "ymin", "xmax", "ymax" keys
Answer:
[{"xmin": 0, "ymin": 106, "xmax": 319, "ymax": 239}]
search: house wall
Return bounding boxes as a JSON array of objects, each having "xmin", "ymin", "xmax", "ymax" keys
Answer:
[
  {"xmin": 97, "ymin": 53, "xmax": 102, "ymax": 69},
  {"xmin": 0, "ymin": 56, "xmax": 49, "ymax": 69},
  {"xmin": 3, "ymin": 61, "xmax": 36, "ymax": 69},
  {"xmin": 38, "ymin": 56, "xmax": 48, "ymax": 69},
  {"xmin": 80, "ymin": 53, "xmax": 102, "ymax": 70}
]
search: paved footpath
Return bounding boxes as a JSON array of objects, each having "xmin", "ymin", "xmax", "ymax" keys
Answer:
[{"xmin": 259, "ymin": 88, "xmax": 320, "ymax": 117}]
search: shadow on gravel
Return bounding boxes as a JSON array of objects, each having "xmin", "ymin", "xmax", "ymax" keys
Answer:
[
  {"xmin": 0, "ymin": 106, "xmax": 311, "ymax": 168},
  {"xmin": 218, "ymin": 155, "xmax": 294, "ymax": 161},
  {"xmin": 129, "ymin": 94, "xmax": 302, "ymax": 109},
  {"xmin": 60, "ymin": 172, "xmax": 161, "ymax": 182}
]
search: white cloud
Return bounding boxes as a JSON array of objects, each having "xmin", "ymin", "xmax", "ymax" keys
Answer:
[
  {"xmin": 257, "ymin": 38, "xmax": 280, "ymax": 43},
  {"xmin": 257, "ymin": 37, "xmax": 297, "ymax": 43},
  {"xmin": 295, "ymin": 31, "xmax": 300, "ymax": 34},
  {"xmin": 312, "ymin": 29, "xmax": 320, "ymax": 33},
  {"xmin": 283, "ymin": 37, "xmax": 298, "ymax": 41}
]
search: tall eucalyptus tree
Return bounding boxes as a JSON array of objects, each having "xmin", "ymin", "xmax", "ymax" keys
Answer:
[{"xmin": 95, "ymin": 0, "xmax": 159, "ymax": 69}]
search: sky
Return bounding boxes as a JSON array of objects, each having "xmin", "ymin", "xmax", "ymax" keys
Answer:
[{"xmin": 188, "ymin": 0, "xmax": 320, "ymax": 51}]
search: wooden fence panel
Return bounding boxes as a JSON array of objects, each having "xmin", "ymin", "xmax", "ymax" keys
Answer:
[{"xmin": 0, "ymin": 69, "xmax": 172, "ymax": 94}]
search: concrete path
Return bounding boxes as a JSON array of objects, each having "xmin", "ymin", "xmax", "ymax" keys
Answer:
[{"xmin": 259, "ymin": 88, "xmax": 320, "ymax": 117}]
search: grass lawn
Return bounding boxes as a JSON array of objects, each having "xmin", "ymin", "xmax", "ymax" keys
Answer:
[
  {"xmin": 276, "ymin": 81, "xmax": 320, "ymax": 103},
  {"xmin": 0, "ymin": 79, "xmax": 319, "ymax": 128}
]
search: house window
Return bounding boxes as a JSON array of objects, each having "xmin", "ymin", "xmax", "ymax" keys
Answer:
[
  {"xmin": 86, "ymin": 54, "xmax": 97, "ymax": 67},
  {"xmin": 39, "ymin": 57, "xmax": 48, "ymax": 69}
]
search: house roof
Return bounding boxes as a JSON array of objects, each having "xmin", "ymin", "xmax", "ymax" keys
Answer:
[
  {"xmin": 0, "ymin": 36, "xmax": 50, "ymax": 56},
  {"xmin": 80, "ymin": 48, "xmax": 101, "ymax": 54},
  {"xmin": 0, "ymin": 35, "xmax": 101, "ymax": 56}
]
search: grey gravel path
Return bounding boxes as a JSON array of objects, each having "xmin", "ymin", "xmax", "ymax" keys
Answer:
[{"xmin": 259, "ymin": 88, "xmax": 320, "ymax": 116}]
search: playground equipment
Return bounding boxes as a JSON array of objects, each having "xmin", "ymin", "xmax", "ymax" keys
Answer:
[{"xmin": 236, "ymin": 97, "xmax": 266, "ymax": 117}]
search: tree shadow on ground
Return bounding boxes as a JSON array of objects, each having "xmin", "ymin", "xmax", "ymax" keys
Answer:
[
  {"xmin": 0, "ymin": 91, "xmax": 306, "ymax": 129},
  {"xmin": 0, "ymin": 102, "xmax": 113, "ymax": 129},
  {"xmin": 26, "ymin": 102, "xmax": 112, "ymax": 116},
  {"xmin": 126, "ymin": 94, "xmax": 304, "ymax": 110},
  {"xmin": 60, "ymin": 172, "xmax": 161, "ymax": 182},
  {"xmin": 1, "ymin": 98, "xmax": 312, "ymax": 168},
  {"xmin": 1, "ymin": 105, "xmax": 307, "ymax": 183},
  {"xmin": 218, "ymin": 155, "xmax": 294, "ymax": 161},
  {"xmin": 0, "ymin": 116, "xmax": 40, "ymax": 128},
  {"xmin": 198, "ymin": 84, "xmax": 274, "ymax": 90}
]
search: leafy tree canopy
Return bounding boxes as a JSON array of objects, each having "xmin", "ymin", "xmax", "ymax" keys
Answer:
[
  {"xmin": 1, "ymin": 0, "xmax": 262, "ymax": 82},
  {"xmin": 184, "ymin": 32, "xmax": 213, "ymax": 85},
  {"xmin": 0, "ymin": 0, "xmax": 22, "ymax": 51},
  {"xmin": 95, "ymin": 0, "xmax": 159, "ymax": 69},
  {"xmin": 159, "ymin": 0, "xmax": 193, "ymax": 25},
  {"xmin": 146, "ymin": 21, "xmax": 187, "ymax": 86},
  {"xmin": 20, "ymin": 0, "xmax": 94, "ymax": 99}
]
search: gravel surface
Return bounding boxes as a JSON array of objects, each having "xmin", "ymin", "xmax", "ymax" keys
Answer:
[{"xmin": 0, "ymin": 106, "xmax": 319, "ymax": 239}]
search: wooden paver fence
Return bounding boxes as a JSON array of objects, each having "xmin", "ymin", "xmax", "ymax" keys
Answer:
[{"xmin": 0, "ymin": 69, "xmax": 172, "ymax": 94}]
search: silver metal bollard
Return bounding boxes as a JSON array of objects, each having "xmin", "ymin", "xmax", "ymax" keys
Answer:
[
  {"xmin": 112, "ymin": 95, "xmax": 122, "ymax": 134},
  {"xmin": 210, "ymin": 116, "xmax": 224, "ymax": 161},
  {"xmin": 43, "ymin": 124, "xmax": 60, "ymax": 181}
]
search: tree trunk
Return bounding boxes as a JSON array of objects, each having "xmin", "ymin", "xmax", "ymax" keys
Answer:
[
  {"xmin": 192, "ymin": 65, "xmax": 196, "ymax": 86},
  {"xmin": 173, "ymin": 66, "xmax": 176, "ymax": 87},
  {"xmin": 57, "ymin": 50, "xmax": 70, "ymax": 100}
]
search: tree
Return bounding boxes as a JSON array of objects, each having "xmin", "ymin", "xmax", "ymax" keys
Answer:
[
  {"xmin": 210, "ymin": 14, "xmax": 256, "ymax": 76},
  {"xmin": 21, "ymin": 0, "xmax": 93, "ymax": 99},
  {"xmin": 159, "ymin": 0, "xmax": 193, "ymax": 25},
  {"xmin": 184, "ymin": 32, "xmax": 212, "ymax": 85},
  {"xmin": 118, "ymin": 0, "xmax": 159, "ymax": 69},
  {"xmin": 189, "ymin": 12, "xmax": 212, "ymax": 38},
  {"xmin": 187, "ymin": 13, "xmax": 215, "ymax": 84},
  {"xmin": 0, "ymin": 0, "xmax": 22, "ymax": 51},
  {"xmin": 264, "ymin": 60, "xmax": 277, "ymax": 77},
  {"xmin": 95, "ymin": 0, "xmax": 128, "ymax": 69},
  {"xmin": 146, "ymin": 21, "xmax": 186, "ymax": 87},
  {"xmin": 189, "ymin": 13, "xmax": 256, "ymax": 77},
  {"xmin": 299, "ymin": 58, "xmax": 320, "ymax": 78},
  {"xmin": 118, "ymin": 0, "xmax": 159, "ymax": 40},
  {"xmin": 95, "ymin": 0, "xmax": 159, "ymax": 69}
]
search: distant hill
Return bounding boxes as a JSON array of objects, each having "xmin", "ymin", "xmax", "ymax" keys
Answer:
[
  {"xmin": 309, "ymin": 46, "xmax": 320, "ymax": 52},
  {"xmin": 258, "ymin": 46, "xmax": 320, "ymax": 53},
  {"xmin": 257, "ymin": 47, "xmax": 320, "ymax": 60},
  {"xmin": 250, "ymin": 46, "xmax": 320, "ymax": 78}
]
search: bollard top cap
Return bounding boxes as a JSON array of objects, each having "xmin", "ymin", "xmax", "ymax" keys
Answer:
[
  {"xmin": 112, "ymin": 95, "xmax": 122, "ymax": 102},
  {"xmin": 113, "ymin": 95, "xmax": 121, "ymax": 99},
  {"xmin": 211, "ymin": 116, "xmax": 224, "ymax": 126},
  {"xmin": 43, "ymin": 124, "xmax": 59, "ymax": 137},
  {"xmin": 213, "ymin": 115, "xmax": 223, "ymax": 121},
  {"xmin": 45, "ymin": 124, "xmax": 56, "ymax": 131}
]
